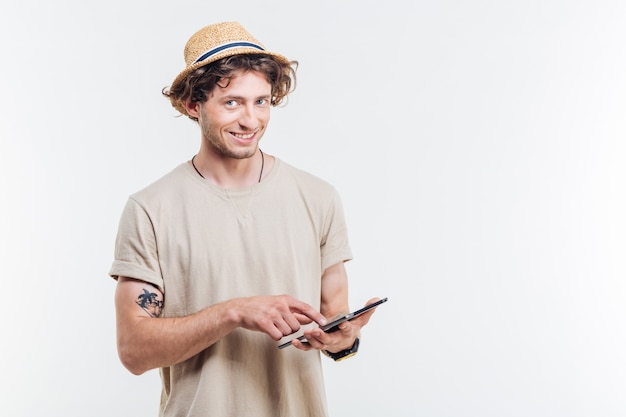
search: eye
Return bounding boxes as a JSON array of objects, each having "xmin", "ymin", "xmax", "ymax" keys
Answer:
[
  {"xmin": 257, "ymin": 98, "xmax": 269, "ymax": 106},
  {"xmin": 225, "ymin": 100, "xmax": 238, "ymax": 108}
]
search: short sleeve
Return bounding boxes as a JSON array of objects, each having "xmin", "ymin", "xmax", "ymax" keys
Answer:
[
  {"xmin": 108, "ymin": 197, "xmax": 164, "ymax": 292},
  {"xmin": 320, "ymin": 188, "xmax": 353, "ymax": 272}
]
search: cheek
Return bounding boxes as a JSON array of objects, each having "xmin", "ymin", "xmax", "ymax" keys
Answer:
[
  {"xmin": 203, "ymin": 110, "xmax": 236, "ymax": 127},
  {"xmin": 258, "ymin": 108, "xmax": 271, "ymax": 123}
]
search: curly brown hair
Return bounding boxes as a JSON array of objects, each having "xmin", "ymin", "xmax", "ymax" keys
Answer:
[{"xmin": 163, "ymin": 54, "xmax": 298, "ymax": 121}]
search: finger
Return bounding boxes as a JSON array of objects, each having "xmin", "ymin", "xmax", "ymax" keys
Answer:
[
  {"xmin": 257, "ymin": 316, "xmax": 288, "ymax": 340},
  {"xmin": 293, "ymin": 312, "xmax": 314, "ymax": 325},
  {"xmin": 274, "ymin": 319, "xmax": 296, "ymax": 336},
  {"xmin": 265, "ymin": 326, "xmax": 285, "ymax": 341},
  {"xmin": 349, "ymin": 298, "xmax": 381, "ymax": 328},
  {"xmin": 283, "ymin": 314, "xmax": 303, "ymax": 334},
  {"xmin": 364, "ymin": 297, "xmax": 382, "ymax": 307},
  {"xmin": 292, "ymin": 338, "xmax": 314, "ymax": 351},
  {"xmin": 303, "ymin": 329, "xmax": 327, "ymax": 350},
  {"xmin": 337, "ymin": 320, "xmax": 354, "ymax": 334},
  {"xmin": 290, "ymin": 301, "xmax": 327, "ymax": 327}
]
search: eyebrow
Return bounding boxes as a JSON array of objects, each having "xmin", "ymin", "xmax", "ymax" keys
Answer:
[{"xmin": 221, "ymin": 94, "xmax": 271, "ymax": 101}]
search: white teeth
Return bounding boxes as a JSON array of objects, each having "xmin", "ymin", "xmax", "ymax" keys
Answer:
[{"xmin": 233, "ymin": 132, "xmax": 254, "ymax": 139}]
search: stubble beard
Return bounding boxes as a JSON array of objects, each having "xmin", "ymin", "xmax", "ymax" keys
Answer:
[{"xmin": 201, "ymin": 120, "xmax": 258, "ymax": 161}]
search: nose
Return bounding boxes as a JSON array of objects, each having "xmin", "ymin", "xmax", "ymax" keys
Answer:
[{"xmin": 239, "ymin": 104, "xmax": 258, "ymax": 129}]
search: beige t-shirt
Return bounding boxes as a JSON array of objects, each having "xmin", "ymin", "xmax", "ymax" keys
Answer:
[{"xmin": 109, "ymin": 158, "xmax": 353, "ymax": 417}]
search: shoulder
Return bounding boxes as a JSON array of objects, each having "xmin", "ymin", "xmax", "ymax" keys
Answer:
[
  {"xmin": 272, "ymin": 159, "xmax": 345, "ymax": 214},
  {"xmin": 277, "ymin": 159, "xmax": 336, "ymax": 193},
  {"xmin": 129, "ymin": 163, "xmax": 192, "ymax": 206}
]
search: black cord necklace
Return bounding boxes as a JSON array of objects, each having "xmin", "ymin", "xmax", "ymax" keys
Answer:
[{"xmin": 191, "ymin": 150, "xmax": 264, "ymax": 183}]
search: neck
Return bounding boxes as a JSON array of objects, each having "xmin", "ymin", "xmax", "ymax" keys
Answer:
[{"xmin": 191, "ymin": 149, "xmax": 265, "ymax": 188}]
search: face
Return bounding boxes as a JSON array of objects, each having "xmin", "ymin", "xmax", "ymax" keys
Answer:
[{"xmin": 190, "ymin": 70, "xmax": 272, "ymax": 160}]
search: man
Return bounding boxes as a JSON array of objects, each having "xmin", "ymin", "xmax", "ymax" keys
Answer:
[{"xmin": 109, "ymin": 21, "xmax": 380, "ymax": 416}]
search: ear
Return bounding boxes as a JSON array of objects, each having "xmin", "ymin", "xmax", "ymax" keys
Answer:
[{"xmin": 184, "ymin": 99, "xmax": 200, "ymax": 119}]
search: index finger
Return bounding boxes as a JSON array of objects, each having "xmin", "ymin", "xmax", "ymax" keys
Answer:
[{"xmin": 290, "ymin": 300, "xmax": 327, "ymax": 327}]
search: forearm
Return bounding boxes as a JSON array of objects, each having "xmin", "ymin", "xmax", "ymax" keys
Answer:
[
  {"xmin": 305, "ymin": 261, "xmax": 358, "ymax": 353},
  {"xmin": 116, "ymin": 300, "xmax": 238, "ymax": 375},
  {"xmin": 114, "ymin": 277, "xmax": 326, "ymax": 374},
  {"xmin": 320, "ymin": 262, "xmax": 350, "ymax": 320}
]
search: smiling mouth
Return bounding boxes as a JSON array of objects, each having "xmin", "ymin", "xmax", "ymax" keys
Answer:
[{"xmin": 231, "ymin": 131, "xmax": 255, "ymax": 140}]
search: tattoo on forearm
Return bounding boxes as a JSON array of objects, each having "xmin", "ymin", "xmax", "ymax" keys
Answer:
[{"xmin": 135, "ymin": 287, "xmax": 164, "ymax": 317}]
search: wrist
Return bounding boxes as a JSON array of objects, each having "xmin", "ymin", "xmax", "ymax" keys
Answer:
[{"xmin": 325, "ymin": 337, "xmax": 360, "ymax": 362}]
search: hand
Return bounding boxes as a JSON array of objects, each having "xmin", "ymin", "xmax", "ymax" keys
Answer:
[
  {"xmin": 292, "ymin": 297, "xmax": 381, "ymax": 353},
  {"xmin": 232, "ymin": 295, "xmax": 327, "ymax": 341}
]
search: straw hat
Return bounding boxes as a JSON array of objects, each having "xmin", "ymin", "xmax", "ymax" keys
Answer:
[{"xmin": 169, "ymin": 21, "xmax": 290, "ymax": 97}]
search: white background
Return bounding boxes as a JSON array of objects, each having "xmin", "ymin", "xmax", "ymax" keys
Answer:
[{"xmin": 1, "ymin": 1, "xmax": 625, "ymax": 416}]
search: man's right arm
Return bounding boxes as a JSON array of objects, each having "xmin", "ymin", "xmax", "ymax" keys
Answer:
[
  {"xmin": 114, "ymin": 276, "xmax": 327, "ymax": 375},
  {"xmin": 115, "ymin": 276, "xmax": 239, "ymax": 375}
]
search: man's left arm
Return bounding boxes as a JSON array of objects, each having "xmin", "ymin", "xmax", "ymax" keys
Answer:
[{"xmin": 293, "ymin": 262, "xmax": 379, "ymax": 354}]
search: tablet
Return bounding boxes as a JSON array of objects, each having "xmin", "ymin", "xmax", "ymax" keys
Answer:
[{"xmin": 277, "ymin": 297, "xmax": 388, "ymax": 349}]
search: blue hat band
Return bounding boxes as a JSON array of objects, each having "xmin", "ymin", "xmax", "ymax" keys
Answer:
[{"xmin": 193, "ymin": 41, "xmax": 265, "ymax": 64}]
